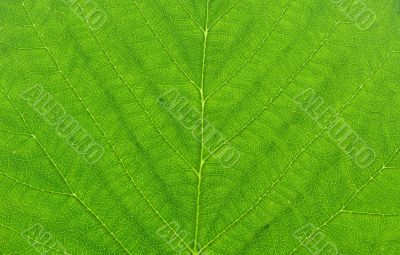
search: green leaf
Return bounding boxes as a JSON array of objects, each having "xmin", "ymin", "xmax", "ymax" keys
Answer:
[{"xmin": 1, "ymin": 0, "xmax": 400, "ymax": 254}]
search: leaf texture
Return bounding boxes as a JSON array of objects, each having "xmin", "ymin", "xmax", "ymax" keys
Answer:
[{"xmin": 1, "ymin": 0, "xmax": 400, "ymax": 254}]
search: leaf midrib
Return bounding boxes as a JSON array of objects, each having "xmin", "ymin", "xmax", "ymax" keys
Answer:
[{"xmin": 193, "ymin": 0, "xmax": 210, "ymax": 252}]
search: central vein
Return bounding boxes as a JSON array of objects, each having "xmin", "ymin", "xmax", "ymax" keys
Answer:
[{"xmin": 193, "ymin": 1, "xmax": 210, "ymax": 254}]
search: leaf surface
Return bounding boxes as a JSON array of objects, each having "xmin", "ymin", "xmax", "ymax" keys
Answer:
[{"xmin": 1, "ymin": 0, "xmax": 400, "ymax": 254}]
